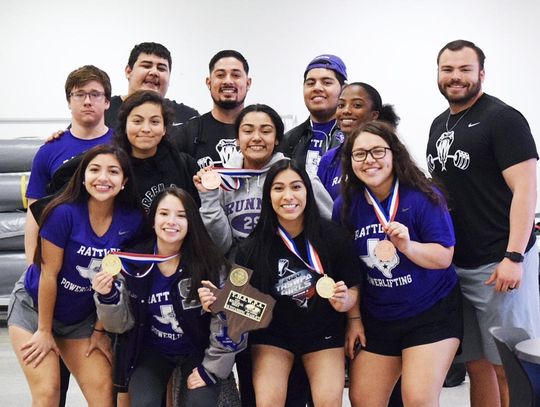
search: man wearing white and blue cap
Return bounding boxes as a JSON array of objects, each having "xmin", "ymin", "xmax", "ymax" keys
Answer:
[{"xmin": 281, "ymin": 54, "xmax": 347, "ymax": 177}]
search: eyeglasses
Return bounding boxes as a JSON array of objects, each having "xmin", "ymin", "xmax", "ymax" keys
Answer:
[
  {"xmin": 70, "ymin": 91, "xmax": 106, "ymax": 102},
  {"xmin": 351, "ymin": 147, "xmax": 392, "ymax": 162}
]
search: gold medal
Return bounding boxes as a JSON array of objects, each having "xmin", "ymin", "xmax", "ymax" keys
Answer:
[
  {"xmin": 101, "ymin": 254, "xmax": 122, "ymax": 276},
  {"xmin": 230, "ymin": 267, "xmax": 249, "ymax": 287},
  {"xmin": 316, "ymin": 275, "xmax": 335, "ymax": 299},
  {"xmin": 201, "ymin": 170, "xmax": 222, "ymax": 190},
  {"xmin": 374, "ymin": 239, "xmax": 396, "ymax": 262}
]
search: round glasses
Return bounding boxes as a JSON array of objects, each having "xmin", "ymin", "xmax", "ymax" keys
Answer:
[{"xmin": 351, "ymin": 147, "xmax": 392, "ymax": 162}]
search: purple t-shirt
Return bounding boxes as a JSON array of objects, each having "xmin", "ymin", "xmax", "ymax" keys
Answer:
[
  {"xmin": 143, "ymin": 265, "xmax": 197, "ymax": 355},
  {"xmin": 26, "ymin": 129, "xmax": 114, "ymax": 199},
  {"xmin": 25, "ymin": 201, "xmax": 143, "ymax": 324},
  {"xmin": 333, "ymin": 185, "xmax": 457, "ymax": 320},
  {"xmin": 317, "ymin": 145, "xmax": 342, "ymax": 200}
]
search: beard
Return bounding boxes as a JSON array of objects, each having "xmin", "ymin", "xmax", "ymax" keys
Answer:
[
  {"xmin": 212, "ymin": 94, "xmax": 245, "ymax": 110},
  {"xmin": 438, "ymin": 76, "xmax": 482, "ymax": 106}
]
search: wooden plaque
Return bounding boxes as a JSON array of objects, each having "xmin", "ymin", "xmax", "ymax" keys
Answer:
[{"xmin": 210, "ymin": 265, "xmax": 275, "ymax": 342}]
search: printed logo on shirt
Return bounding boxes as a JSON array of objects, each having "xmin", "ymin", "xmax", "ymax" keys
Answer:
[
  {"xmin": 360, "ymin": 238, "xmax": 400, "ymax": 279},
  {"xmin": 76, "ymin": 258, "xmax": 103, "ymax": 281},
  {"xmin": 427, "ymin": 131, "xmax": 470, "ymax": 173},
  {"xmin": 274, "ymin": 259, "xmax": 316, "ymax": 308},
  {"xmin": 196, "ymin": 139, "xmax": 239, "ymax": 169},
  {"xmin": 154, "ymin": 304, "xmax": 184, "ymax": 334}
]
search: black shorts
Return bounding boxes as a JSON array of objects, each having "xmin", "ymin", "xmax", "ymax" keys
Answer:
[
  {"xmin": 362, "ymin": 283, "xmax": 463, "ymax": 357},
  {"xmin": 250, "ymin": 325, "xmax": 344, "ymax": 356}
]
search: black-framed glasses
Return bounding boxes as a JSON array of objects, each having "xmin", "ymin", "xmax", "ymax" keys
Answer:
[
  {"xmin": 70, "ymin": 91, "xmax": 106, "ymax": 102},
  {"xmin": 351, "ymin": 147, "xmax": 392, "ymax": 162}
]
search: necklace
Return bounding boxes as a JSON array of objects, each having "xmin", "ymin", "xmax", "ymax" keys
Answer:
[{"xmin": 445, "ymin": 106, "xmax": 472, "ymax": 133}]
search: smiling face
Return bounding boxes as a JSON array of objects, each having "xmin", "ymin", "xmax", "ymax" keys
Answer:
[
  {"xmin": 153, "ymin": 194, "xmax": 188, "ymax": 249},
  {"xmin": 237, "ymin": 111, "xmax": 278, "ymax": 169},
  {"xmin": 126, "ymin": 53, "xmax": 170, "ymax": 97},
  {"xmin": 303, "ymin": 68, "xmax": 342, "ymax": 123},
  {"xmin": 270, "ymin": 168, "xmax": 307, "ymax": 232},
  {"xmin": 68, "ymin": 80, "xmax": 110, "ymax": 128},
  {"xmin": 437, "ymin": 47, "xmax": 484, "ymax": 110},
  {"xmin": 84, "ymin": 153, "xmax": 126, "ymax": 202},
  {"xmin": 336, "ymin": 85, "xmax": 379, "ymax": 135},
  {"xmin": 351, "ymin": 132, "xmax": 394, "ymax": 200},
  {"xmin": 206, "ymin": 57, "xmax": 251, "ymax": 110},
  {"xmin": 126, "ymin": 102, "xmax": 166, "ymax": 158}
]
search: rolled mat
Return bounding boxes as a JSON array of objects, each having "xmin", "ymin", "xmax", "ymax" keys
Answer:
[
  {"xmin": 0, "ymin": 138, "xmax": 42, "ymax": 173},
  {"xmin": 0, "ymin": 212, "xmax": 25, "ymax": 251},
  {"xmin": 0, "ymin": 252, "xmax": 26, "ymax": 300},
  {"xmin": 0, "ymin": 173, "xmax": 29, "ymax": 211}
]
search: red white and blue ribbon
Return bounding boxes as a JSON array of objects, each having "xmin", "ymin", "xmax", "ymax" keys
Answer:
[
  {"xmin": 114, "ymin": 250, "xmax": 179, "ymax": 278},
  {"xmin": 277, "ymin": 225, "xmax": 325, "ymax": 275},
  {"xmin": 214, "ymin": 167, "xmax": 270, "ymax": 191},
  {"xmin": 364, "ymin": 178, "xmax": 400, "ymax": 228}
]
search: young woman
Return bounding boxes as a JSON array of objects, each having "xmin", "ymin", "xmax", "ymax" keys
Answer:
[
  {"xmin": 194, "ymin": 104, "xmax": 333, "ymax": 406},
  {"xmin": 201, "ymin": 159, "xmax": 361, "ymax": 406},
  {"xmin": 334, "ymin": 121, "xmax": 462, "ymax": 407},
  {"xmin": 8, "ymin": 144, "xmax": 144, "ymax": 407},
  {"xmin": 114, "ymin": 90, "xmax": 200, "ymax": 209},
  {"xmin": 317, "ymin": 82, "xmax": 399, "ymax": 200},
  {"xmin": 193, "ymin": 103, "xmax": 332, "ymax": 256},
  {"xmin": 93, "ymin": 187, "xmax": 244, "ymax": 407}
]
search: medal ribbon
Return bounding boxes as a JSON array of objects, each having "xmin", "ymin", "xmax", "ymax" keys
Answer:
[
  {"xmin": 364, "ymin": 178, "xmax": 400, "ymax": 229},
  {"xmin": 277, "ymin": 225, "xmax": 325, "ymax": 275},
  {"xmin": 114, "ymin": 250, "xmax": 179, "ymax": 278},
  {"xmin": 214, "ymin": 167, "xmax": 270, "ymax": 191}
]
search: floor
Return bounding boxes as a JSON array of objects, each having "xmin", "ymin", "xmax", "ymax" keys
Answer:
[{"xmin": 0, "ymin": 325, "xmax": 470, "ymax": 406}]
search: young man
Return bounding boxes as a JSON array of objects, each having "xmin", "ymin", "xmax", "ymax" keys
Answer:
[
  {"xmin": 281, "ymin": 54, "xmax": 347, "ymax": 176},
  {"xmin": 104, "ymin": 42, "xmax": 198, "ymax": 129},
  {"xmin": 426, "ymin": 39, "xmax": 540, "ymax": 407},
  {"xmin": 25, "ymin": 65, "xmax": 114, "ymax": 262},
  {"xmin": 174, "ymin": 50, "xmax": 251, "ymax": 168}
]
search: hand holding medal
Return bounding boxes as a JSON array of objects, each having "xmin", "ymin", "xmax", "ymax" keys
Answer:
[{"xmin": 365, "ymin": 179, "xmax": 400, "ymax": 262}]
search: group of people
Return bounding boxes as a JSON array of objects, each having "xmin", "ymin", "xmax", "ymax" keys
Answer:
[{"xmin": 5, "ymin": 38, "xmax": 539, "ymax": 407}]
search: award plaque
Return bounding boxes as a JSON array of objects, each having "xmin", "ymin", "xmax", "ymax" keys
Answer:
[
  {"xmin": 201, "ymin": 170, "xmax": 222, "ymax": 190},
  {"xmin": 316, "ymin": 275, "xmax": 336, "ymax": 299},
  {"xmin": 374, "ymin": 239, "xmax": 396, "ymax": 262},
  {"xmin": 210, "ymin": 264, "xmax": 275, "ymax": 342},
  {"xmin": 101, "ymin": 254, "xmax": 122, "ymax": 276}
]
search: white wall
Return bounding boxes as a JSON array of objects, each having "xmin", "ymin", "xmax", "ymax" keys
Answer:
[{"xmin": 1, "ymin": 0, "xmax": 539, "ymax": 191}]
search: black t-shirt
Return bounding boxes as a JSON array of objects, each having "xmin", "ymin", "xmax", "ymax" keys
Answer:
[
  {"xmin": 130, "ymin": 141, "xmax": 200, "ymax": 211},
  {"xmin": 172, "ymin": 112, "xmax": 238, "ymax": 168},
  {"xmin": 104, "ymin": 95, "xmax": 199, "ymax": 131},
  {"xmin": 236, "ymin": 220, "xmax": 362, "ymax": 337},
  {"xmin": 426, "ymin": 93, "xmax": 537, "ymax": 267}
]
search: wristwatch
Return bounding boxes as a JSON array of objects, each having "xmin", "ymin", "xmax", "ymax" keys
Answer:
[{"xmin": 504, "ymin": 251, "xmax": 524, "ymax": 263}]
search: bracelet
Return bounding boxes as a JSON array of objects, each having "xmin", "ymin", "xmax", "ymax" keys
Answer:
[
  {"xmin": 93, "ymin": 327, "xmax": 106, "ymax": 333},
  {"xmin": 348, "ymin": 316, "xmax": 362, "ymax": 320}
]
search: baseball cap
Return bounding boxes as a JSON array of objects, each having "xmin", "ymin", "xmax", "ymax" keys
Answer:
[{"xmin": 304, "ymin": 54, "xmax": 347, "ymax": 81}]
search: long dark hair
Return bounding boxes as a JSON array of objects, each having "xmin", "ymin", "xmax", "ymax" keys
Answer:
[
  {"xmin": 35, "ymin": 144, "xmax": 140, "ymax": 265},
  {"xmin": 114, "ymin": 90, "xmax": 174, "ymax": 155},
  {"xmin": 340, "ymin": 120, "xmax": 446, "ymax": 228},
  {"xmin": 241, "ymin": 159, "xmax": 323, "ymax": 292},
  {"xmin": 147, "ymin": 186, "xmax": 228, "ymax": 301}
]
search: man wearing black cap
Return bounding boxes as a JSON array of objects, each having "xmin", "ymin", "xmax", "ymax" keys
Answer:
[{"xmin": 281, "ymin": 54, "xmax": 347, "ymax": 176}]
